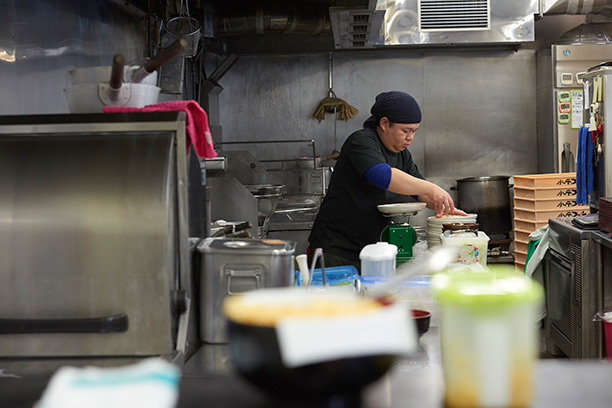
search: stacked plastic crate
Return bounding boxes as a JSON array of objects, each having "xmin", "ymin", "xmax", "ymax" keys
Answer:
[{"xmin": 512, "ymin": 173, "xmax": 588, "ymax": 272}]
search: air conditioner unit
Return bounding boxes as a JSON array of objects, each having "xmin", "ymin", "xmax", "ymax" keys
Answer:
[{"xmin": 330, "ymin": 0, "xmax": 538, "ymax": 49}]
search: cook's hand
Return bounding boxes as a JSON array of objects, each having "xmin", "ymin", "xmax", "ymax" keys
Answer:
[
  {"xmin": 443, "ymin": 207, "xmax": 469, "ymax": 217},
  {"xmin": 419, "ymin": 184, "xmax": 466, "ymax": 216}
]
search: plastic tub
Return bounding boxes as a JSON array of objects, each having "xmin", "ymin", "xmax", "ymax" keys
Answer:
[
  {"xmin": 440, "ymin": 230, "xmax": 490, "ymax": 266},
  {"xmin": 310, "ymin": 266, "xmax": 359, "ymax": 286},
  {"xmin": 432, "ymin": 267, "xmax": 544, "ymax": 408},
  {"xmin": 308, "ymin": 266, "xmax": 361, "ymax": 293},
  {"xmin": 360, "ymin": 275, "xmax": 439, "ymax": 326},
  {"xmin": 359, "ymin": 242, "xmax": 397, "ymax": 276}
]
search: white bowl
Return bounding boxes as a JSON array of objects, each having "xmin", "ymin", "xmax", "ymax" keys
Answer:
[
  {"xmin": 378, "ymin": 202, "xmax": 427, "ymax": 216},
  {"xmin": 69, "ymin": 65, "xmax": 158, "ymax": 86},
  {"xmin": 65, "ymin": 83, "xmax": 160, "ymax": 113}
]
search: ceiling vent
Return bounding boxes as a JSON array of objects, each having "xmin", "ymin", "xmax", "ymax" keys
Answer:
[
  {"xmin": 418, "ymin": 0, "xmax": 490, "ymax": 32},
  {"xmin": 329, "ymin": 1, "xmax": 386, "ymax": 49},
  {"xmin": 380, "ymin": 0, "xmax": 537, "ymax": 47}
]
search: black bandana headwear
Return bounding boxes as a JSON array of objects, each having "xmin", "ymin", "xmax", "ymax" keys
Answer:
[{"xmin": 363, "ymin": 91, "xmax": 422, "ymax": 129}]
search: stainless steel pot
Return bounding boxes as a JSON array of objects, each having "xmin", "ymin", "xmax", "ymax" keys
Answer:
[
  {"xmin": 197, "ymin": 237, "xmax": 297, "ymax": 344},
  {"xmin": 452, "ymin": 176, "xmax": 512, "ymax": 237}
]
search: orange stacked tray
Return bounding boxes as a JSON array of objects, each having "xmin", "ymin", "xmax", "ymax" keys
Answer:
[{"xmin": 512, "ymin": 173, "xmax": 588, "ymax": 272}]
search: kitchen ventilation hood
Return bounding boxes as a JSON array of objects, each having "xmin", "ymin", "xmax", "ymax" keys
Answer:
[
  {"xmin": 542, "ymin": 0, "xmax": 612, "ymax": 16},
  {"xmin": 330, "ymin": 0, "xmax": 539, "ymax": 49}
]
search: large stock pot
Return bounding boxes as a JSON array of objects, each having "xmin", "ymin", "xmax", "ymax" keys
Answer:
[{"xmin": 452, "ymin": 176, "xmax": 512, "ymax": 237}]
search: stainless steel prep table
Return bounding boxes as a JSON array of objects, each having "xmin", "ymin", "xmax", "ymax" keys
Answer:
[{"xmin": 3, "ymin": 328, "xmax": 612, "ymax": 407}]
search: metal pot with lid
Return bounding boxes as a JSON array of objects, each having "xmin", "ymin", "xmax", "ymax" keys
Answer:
[
  {"xmin": 452, "ymin": 176, "xmax": 512, "ymax": 239},
  {"xmin": 197, "ymin": 237, "xmax": 297, "ymax": 343}
]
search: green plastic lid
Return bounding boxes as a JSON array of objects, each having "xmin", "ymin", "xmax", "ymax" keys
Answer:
[{"xmin": 432, "ymin": 265, "xmax": 543, "ymax": 314}]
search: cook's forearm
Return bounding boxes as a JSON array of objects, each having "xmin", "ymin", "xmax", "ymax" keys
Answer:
[{"xmin": 387, "ymin": 168, "xmax": 433, "ymax": 195}]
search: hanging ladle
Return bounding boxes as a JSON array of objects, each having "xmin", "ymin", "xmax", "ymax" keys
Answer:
[{"xmin": 131, "ymin": 38, "xmax": 187, "ymax": 83}]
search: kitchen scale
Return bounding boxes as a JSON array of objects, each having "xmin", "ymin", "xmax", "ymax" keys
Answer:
[{"xmin": 378, "ymin": 202, "xmax": 427, "ymax": 265}]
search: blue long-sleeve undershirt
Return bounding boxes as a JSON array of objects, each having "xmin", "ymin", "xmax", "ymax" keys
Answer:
[{"xmin": 364, "ymin": 163, "xmax": 392, "ymax": 189}]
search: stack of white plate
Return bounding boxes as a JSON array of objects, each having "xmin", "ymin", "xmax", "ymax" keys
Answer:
[{"xmin": 427, "ymin": 214, "xmax": 478, "ymax": 247}]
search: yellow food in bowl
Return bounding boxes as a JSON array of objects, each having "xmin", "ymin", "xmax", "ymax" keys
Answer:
[{"xmin": 223, "ymin": 289, "xmax": 384, "ymax": 328}]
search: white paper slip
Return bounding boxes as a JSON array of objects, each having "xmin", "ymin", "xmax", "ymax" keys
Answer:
[{"xmin": 276, "ymin": 303, "xmax": 418, "ymax": 368}]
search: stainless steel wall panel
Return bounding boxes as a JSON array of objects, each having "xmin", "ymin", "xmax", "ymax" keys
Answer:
[
  {"xmin": 0, "ymin": 0, "xmax": 145, "ymax": 115},
  {"xmin": 420, "ymin": 50, "xmax": 537, "ymax": 190},
  {"xmin": 216, "ymin": 49, "xmax": 537, "ymax": 195}
]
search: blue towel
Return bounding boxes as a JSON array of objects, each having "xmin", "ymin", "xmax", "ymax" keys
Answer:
[
  {"xmin": 576, "ymin": 126, "xmax": 588, "ymax": 205},
  {"xmin": 587, "ymin": 132, "xmax": 595, "ymax": 196}
]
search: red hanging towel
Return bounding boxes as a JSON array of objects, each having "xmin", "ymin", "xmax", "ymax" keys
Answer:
[{"xmin": 104, "ymin": 100, "xmax": 217, "ymax": 159}]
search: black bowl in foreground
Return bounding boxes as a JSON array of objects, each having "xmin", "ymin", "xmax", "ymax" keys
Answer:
[{"xmin": 227, "ymin": 320, "xmax": 397, "ymax": 399}]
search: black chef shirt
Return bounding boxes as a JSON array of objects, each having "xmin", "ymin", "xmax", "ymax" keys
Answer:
[{"xmin": 308, "ymin": 128, "xmax": 425, "ymax": 262}]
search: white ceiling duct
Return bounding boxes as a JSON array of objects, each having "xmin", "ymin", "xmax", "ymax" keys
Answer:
[{"xmin": 379, "ymin": 0, "xmax": 538, "ymax": 48}]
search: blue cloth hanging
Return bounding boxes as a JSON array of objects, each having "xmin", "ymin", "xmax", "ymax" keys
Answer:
[
  {"xmin": 576, "ymin": 126, "xmax": 589, "ymax": 205},
  {"xmin": 587, "ymin": 131, "xmax": 595, "ymax": 196}
]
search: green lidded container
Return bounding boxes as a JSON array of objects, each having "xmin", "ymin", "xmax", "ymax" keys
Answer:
[{"xmin": 431, "ymin": 265, "xmax": 544, "ymax": 315}]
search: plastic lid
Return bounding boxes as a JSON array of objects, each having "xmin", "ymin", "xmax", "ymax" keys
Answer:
[
  {"xmin": 432, "ymin": 266, "xmax": 543, "ymax": 314},
  {"xmin": 359, "ymin": 242, "xmax": 398, "ymax": 261}
]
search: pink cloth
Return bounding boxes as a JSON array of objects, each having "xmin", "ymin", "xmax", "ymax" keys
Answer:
[{"xmin": 103, "ymin": 100, "xmax": 217, "ymax": 159}]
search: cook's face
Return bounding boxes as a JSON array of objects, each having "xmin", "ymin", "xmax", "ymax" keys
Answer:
[{"xmin": 379, "ymin": 118, "xmax": 420, "ymax": 153}]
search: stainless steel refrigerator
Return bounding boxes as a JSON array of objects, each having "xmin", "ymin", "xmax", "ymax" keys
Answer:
[{"xmin": 537, "ymin": 42, "xmax": 612, "ymax": 173}]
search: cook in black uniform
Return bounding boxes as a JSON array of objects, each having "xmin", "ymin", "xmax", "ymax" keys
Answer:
[{"xmin": 308, "ymin": 91, "xmax": 466, "ymax": 269}]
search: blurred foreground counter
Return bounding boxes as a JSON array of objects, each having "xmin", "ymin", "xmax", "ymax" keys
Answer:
[{"xmin": 2, "ymin": 328, "xmax": 612, "ymax": 407}]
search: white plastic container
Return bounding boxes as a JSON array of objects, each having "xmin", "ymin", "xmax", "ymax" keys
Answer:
[
  {"xmin": 361, "ymin": 275, "xmax": 440, "ymax": 326},
  {"xmin": 440, "ymin": 231, "xmax": 490, "ymax": 266},
  {"xmin": 359, "ymin": 242, "xmax": 397, "ymax": 276}
]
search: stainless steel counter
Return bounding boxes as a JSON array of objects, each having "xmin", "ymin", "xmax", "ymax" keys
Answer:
[{"xmin": 3, "ymin": 328, "xmax": 612, "ymax": 407}]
